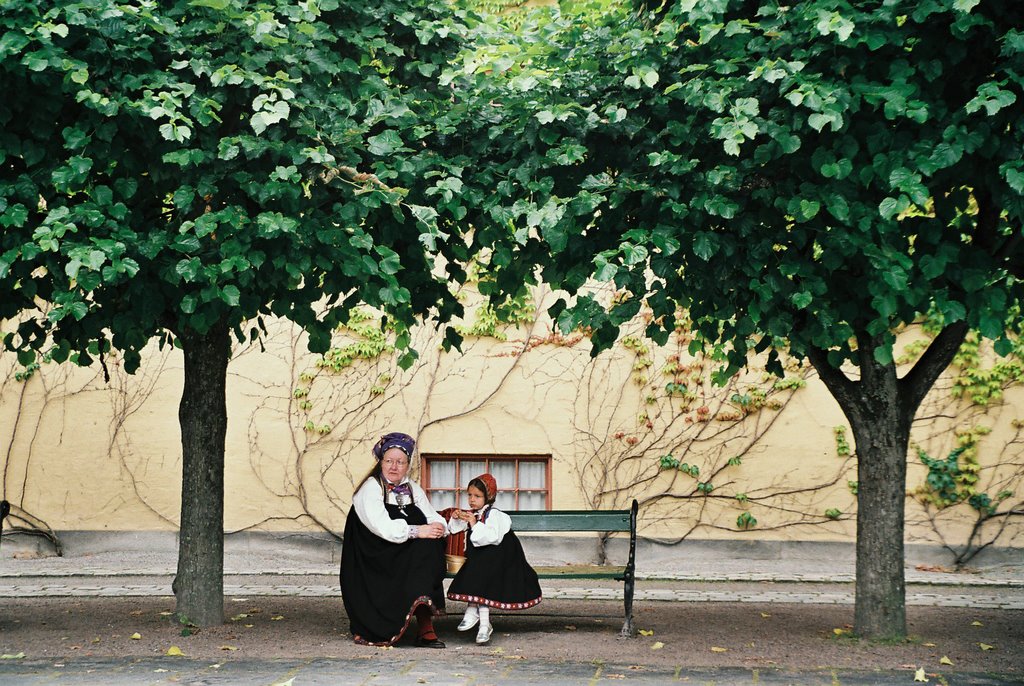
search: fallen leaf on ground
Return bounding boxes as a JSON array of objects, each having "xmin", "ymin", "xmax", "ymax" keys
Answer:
[
  {"xmin": 832, "ymin": 628, "xmax": 850, "ymax": 636},
  {"xmin": 638, "ymin": 629, "xmax": 654, "ymax": 636},
  {"xmin": 158, "ymin": 611, "xmax": 173, "ymax": 616},
  {"xmin": 271, "ymin": 615, "xmax": 284, "ymax": 621},
  {"xmin": 220, "ymin": 646, "xmax": 238, "ymax": 651},
  {"xmin": 971, "ymin": 620, "xmax": 983, "ymax": 626},
  {"xmin": 129, "ymin": 610, "xmax": 144, "ymax": 617},
  {"xmin": 271, "ymin": 679, "xmax": 294, "ymax": 686},
  {"xmin": 914, "ymin": 666, "xmax": 927, "ymax": 682},
  {"xmin": 939, "ymin": 656, "xmax": 954, "ymax": 666},
  {"xmin": 605, "ymin": 675, "xmax": 625, "ymax": 679},
  {"xmin": 230, "ymin": 614, "xmax": 248, "ymax": 621},
  {"xmin": 711, "ymin": 647, "xmax": 727, "ymax": 653},
  {"xmin": 0, "ymin": 653, "xmax": 25, "ymax": 660},
  {"xmin": 564, "ymin": 625, "xmax": 577, "ymax": 631},
  {"xmin": 166, "ymin": 646, "xmax": 185, "ymax": 656},
  {"xmin": 650, "ymin": 642, "xmax": 664, "ymax": 650},
  {"xmin": 979, "ymin": 643, "xmax": 994, "ymax": 651},
  {"xmin": 923, "ymin": 642, "xmax": 937, "ymax": 647},
  {"xmin": 154, "ymin": 669, "xmax": 168, "ymax": 673},
  {"xmin": 130, "ymin": 633, "xmax": 141, "ymax": 640},
  {"xmin": 760, "ymin": 612, "xmax": 771, "ymax": 618}
]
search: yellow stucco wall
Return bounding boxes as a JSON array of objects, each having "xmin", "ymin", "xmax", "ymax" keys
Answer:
[{"xmin": 1, "ymin": 295, "xmax": 1022, "ymax": 555}]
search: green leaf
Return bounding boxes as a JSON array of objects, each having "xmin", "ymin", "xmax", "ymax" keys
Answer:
[
  {"xmin": 367, "ymin": 130, "xmax": 404, "ymax": 156},
  {"xmin": 872, "ymin": 345, "xmax": 893, "ymax": 366},
  {"xmin": 808, "ymin": 113, "xmax": 830, "ymax": 131},
  {"xmin": 221, "ymin": 284, "xmax": 240, "ymax": 306},
  {"xmin": 536, "ymin": 110, "xmax": 556, "ymax": 124},
  {"xmin": 799, "ymin": 199, "xmax": 820, "ymax": 220},
  {"xmin": 878, "ymin": 197, "xmax": 900, "ymax": 220},
  {"xmin": 693, "ymin": 233, "xmax": 716, "ymax": 260}
]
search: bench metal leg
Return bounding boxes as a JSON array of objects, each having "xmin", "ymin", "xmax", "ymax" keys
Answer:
[{"xmin": 619, "ymin": 499, "xmax": 638, "ymax": 638}]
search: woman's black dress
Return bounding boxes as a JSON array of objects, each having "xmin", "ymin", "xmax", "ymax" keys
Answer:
[
  {"xmin": 340, "ymin": 502, "xmax": 446, "ymax": 645},
  {"xmin": 446, "ymin": 513, "xmax": 542, "ymax": 610}
]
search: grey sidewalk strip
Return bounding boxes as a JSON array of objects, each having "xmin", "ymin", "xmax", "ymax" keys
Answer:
[
  {"xmin": 4, "ymin": 568, "xmax": 1022, "ymax": 587},
  {"xmin": 3, "ymin": 582, "xmax": 1023, "ymax": 609}
]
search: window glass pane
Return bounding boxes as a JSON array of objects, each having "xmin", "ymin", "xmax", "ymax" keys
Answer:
[
  {"xmin": 495, "ymin": 492, "xmax": 515, "ymax": 511},
  {"xmin": 518, "ymin": 492, "xmax": 546, "ymax": 510},
  {"xmin": 429, "ymin": 461, "xmax": 456, "ymax": 488},
  {"xmin": 461, "ymin": 460, "xmax": 486, "ymax": 485},
  {"xmin": 519, "ymin": 461, "xmax": 546, "ymax": 489},
  {"xmin": 491, "ymin": 462, "xmax": 516, "ymax": 491}
]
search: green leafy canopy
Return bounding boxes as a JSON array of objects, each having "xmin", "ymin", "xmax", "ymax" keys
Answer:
[
  {"xmin": 449, "ymin": 0, "xmax": 1024, "ymax": 375},
  {"xmin": 1, "ymin": 0, "xmax": 478, "ymax": 370}
]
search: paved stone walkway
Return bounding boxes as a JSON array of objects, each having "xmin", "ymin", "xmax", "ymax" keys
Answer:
[{"xmin": 3, "ymin": 549, "xmax": 1023, "ymax": 609}]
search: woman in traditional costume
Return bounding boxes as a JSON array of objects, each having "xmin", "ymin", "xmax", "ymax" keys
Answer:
[
  {"xmin": 339, "ymin": 432, "xmax": 448, "ymax": 648},
  {"xmin": 446, "ymin": 473, "xmax": 542, "ymax": 644}
]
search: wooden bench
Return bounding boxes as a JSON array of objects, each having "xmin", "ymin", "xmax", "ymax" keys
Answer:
[{"xmin": 444, "ymin": 500, "xmax": 638, "ymax": 637}]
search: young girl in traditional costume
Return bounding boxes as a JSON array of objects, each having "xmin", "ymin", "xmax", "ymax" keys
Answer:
[{"xmin": 446, "ymin": 473, "xmax": 542, "ymax": 644}]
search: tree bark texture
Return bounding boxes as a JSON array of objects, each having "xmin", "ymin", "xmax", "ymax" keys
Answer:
[
  {"xmin": 174, "ymin": 321, "xmax": 231, "ymax": 627},
  {"xmin": 807, "ymin": 323, "xmax": 968, "ymax": 640}
]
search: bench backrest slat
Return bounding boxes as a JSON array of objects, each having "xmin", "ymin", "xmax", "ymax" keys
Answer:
[{"xmin": 506, "ymin": 510, "xmax": 631, "ymax": 532}]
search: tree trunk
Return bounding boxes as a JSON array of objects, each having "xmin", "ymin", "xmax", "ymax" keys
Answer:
[
  {"xmin": 807, "ymin": 322, "xmax": 968, "ymax": 640},
  {"xmin": 174, "ymin": 321, "xmax": 230, "ymax": 627},
  {"xmin": 850, "ymin": 411, "xmax": 909, "ymax": 640}
]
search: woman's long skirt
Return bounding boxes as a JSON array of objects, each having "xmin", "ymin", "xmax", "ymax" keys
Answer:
[{"xmin": 340, "ymin": 503, "xmax": 446, "ymax": 645}]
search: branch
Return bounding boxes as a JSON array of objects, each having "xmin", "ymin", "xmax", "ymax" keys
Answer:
[
  {"xmin": 805, "ymin": 344, "xmax": 856, "ymax": 409},
  {"xmin": 900, "ymin": 320, "xmax": 969, "ymax": 413},
  {"xmin": 319, "ymin": 165, "xmax": 393, "ymax": 192}
]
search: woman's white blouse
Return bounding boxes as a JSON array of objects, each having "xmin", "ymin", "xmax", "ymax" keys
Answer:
[
  {"xmin": 447, "ymin": 505, "xmax": 511, "ymax": 547},
  {"xmin": 352, "ymin": 478, "xmax": 445, "ymax": 543}
]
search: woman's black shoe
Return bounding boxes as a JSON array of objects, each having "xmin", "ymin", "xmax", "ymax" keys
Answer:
[{"xmin": 416, "ymin": 636, "xmax": 446, "ymax": 649}]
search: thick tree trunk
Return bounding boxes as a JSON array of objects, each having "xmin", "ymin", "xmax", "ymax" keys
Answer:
[
  {"xmin": 174, "ymin": 321, "xmax": 230, "ymax": 627},
  {"xmin": 850, "ymin": 411, "xmax": 909, "ymax": 640},
  {"xmin": 807, "ymin": 322, "xmax": 968, "ymax": 640}
]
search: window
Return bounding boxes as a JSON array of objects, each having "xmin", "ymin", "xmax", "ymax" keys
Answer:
[{"xmin": 422, "ymin": 454, "xmax": 550, "ymax": 511}]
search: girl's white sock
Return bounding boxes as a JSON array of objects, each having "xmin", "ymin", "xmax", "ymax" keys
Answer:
[{"xmin": 478, "ymin": 605, "xmax": 490, "ymax": 626}]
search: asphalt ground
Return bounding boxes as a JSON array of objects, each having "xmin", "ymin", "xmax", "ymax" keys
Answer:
[{"xmin": 1, "ymin": 547, "xmax": 1022, "ymax": 685}]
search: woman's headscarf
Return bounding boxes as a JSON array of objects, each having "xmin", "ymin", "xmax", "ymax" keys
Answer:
[{"xmin": 372, "ymin": 432, "xmax": 416, "ymax": 460}]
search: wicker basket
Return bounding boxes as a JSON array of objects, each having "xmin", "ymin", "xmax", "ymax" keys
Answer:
[{"xmin": 445, "ymin": 554, "xmax": 466, "ymax": 574}]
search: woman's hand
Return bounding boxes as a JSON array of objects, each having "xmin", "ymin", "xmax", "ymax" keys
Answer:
[{"xmin": 418, "ymin": 522, "xmax": 446, "ymax": 539}]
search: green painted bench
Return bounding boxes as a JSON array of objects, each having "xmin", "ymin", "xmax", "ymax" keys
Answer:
[{"xmin": 446, "ymin": 500, "xmax": 638, "ymax": 638}]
